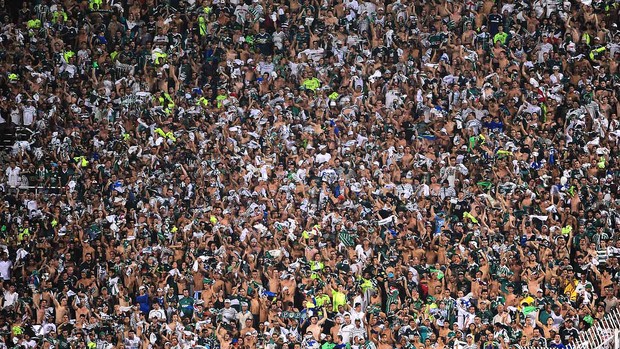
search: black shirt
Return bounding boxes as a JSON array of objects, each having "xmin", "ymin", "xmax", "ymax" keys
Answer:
[{"xmin": 487, "ymin": 13, "xmax": 503, "ymax": 36}]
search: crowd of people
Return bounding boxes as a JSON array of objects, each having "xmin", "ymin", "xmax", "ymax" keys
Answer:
[{"xmin": 0, "ymin": 0, "xmax": 620, "ymax": 348}]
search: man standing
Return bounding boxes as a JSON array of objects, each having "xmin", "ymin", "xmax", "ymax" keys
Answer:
[
  {"xmin": 0, "ymin": 254, "xmax": 12, "ymax": 282},
  {"xmin": 5, "ymin": 161, "xmax": 21, "ymax": 190},
  {"xmin": 178, "ymin": 289, "xmax": 195, "ymax": 319},
  {"xmin": 124, "ymin": 330, "xmax": 141, "ymax": 349}
]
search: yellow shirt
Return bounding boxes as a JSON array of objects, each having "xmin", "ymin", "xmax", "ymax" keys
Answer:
[
  {"xmin": 564, "ymin": 279, "xmax": 578, "ymax": 301},
  {"xmin": 331, "ymin": 290, "xmax": 346, "ymax": 312}
]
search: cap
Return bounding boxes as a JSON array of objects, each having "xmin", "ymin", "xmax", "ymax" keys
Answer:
[{"xmin": 224, "ymin": 299, "xmax": 231, "ymax": 303}]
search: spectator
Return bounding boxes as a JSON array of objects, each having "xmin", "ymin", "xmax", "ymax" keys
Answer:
[{"xmin": 0, "ymin": 0, "xmax": 619, "ymax": 349}]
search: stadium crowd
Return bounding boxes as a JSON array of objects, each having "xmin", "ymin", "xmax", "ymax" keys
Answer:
[{"xmin": 0, "ymin": 0, "xmax": 620, "ymax": 348}]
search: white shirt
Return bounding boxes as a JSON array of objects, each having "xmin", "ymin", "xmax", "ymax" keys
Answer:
[
  {"xmin": 25, "ymin": 199, "xmax": 37, "ymax": 213},
  {"xmin": 22, "ymin": 106, "xmax": 36, "ymax": 126},
  {"xmin": 22, "ymin": 339, "xmax": 36, "ymax": 349},
  {"xmin": 0, "ymin": 260, "xmax": 12, "ymax": 280},
  {"xmin": 550, "ymin": 73, "xmax": 564, "ymax": 85},
  {"xmin": 5, "ymin": 166, "xmax": 21, "ymax": 188},
  {"xmin": 350, "ymin": 325, "xmax": 366, "ymax": 341},
  {"xmin": 259, "ymin": 61, "xmax": 275, "ymax": 75},
  {"xmin": 349, "ymin": 309, "xmax": 366, "ymax": 326},
  {"xmin": 236, "ymin": 310, "xmax": 253, "ymax": 329},
  {"xmin": 10, "ymin": 108, "xmax": 21, "ymax": 125},
  {"xmin": 339, "ymin": 323, "xmax": 355, "ymax": 344},
  {"xmin": 3, "ymin": 289, "xmax": 18, "ymax": 308},
  {"xmin": 346, "ymin": 0, "xmax": 359, "ymax": 11},
  {"xmin": 272, "ymin": 31, "xmax": 286, "ymax": 49},
  {"xmin": 315, "ymin": 152, "xmax": 332, "ymax": 165},
  {"xmin": 298, "ymin": 48, "xmax": 325, "ymax": 63},
  {"xmin": 148, "ymin": 308, "xmax": 166, "ymax": 321},
  {"xmin": 416, "ymin": 183, "xmax": 429, "ymax": 197},
  {"xmin": 124, "ymin": 336, "xmax": 140, "ymax": 349},
  {"xmin": 39, "ymin": 322, "xmax": 57, "ymax": 336}
]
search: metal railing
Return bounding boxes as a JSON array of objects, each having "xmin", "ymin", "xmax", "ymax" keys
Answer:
[
  {"xmin": 7, "ymin": 185, "xmax": 63, "ymax": 195},
  {"xmin": 0, "ymin": 126, "xmax": 35, "ymax": 150},
  {"xmin": 572, "ymin": 308, "xmax": 620, "ymax": 349},
  {"xmin": 525, "ymin": 308, "xmax": 620, "ymax": 349}
]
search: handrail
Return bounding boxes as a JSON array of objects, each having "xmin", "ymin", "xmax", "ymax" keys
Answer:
[
  {"xmin": 12, "ymin": 185, "xmax": 63, "ymax": 195},
  {"xmin": 524, "ymin": 308, "xmax": 620, "ymax": 349}
]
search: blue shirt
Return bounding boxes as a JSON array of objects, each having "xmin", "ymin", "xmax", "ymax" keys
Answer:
[{"xmin": 136, "ymin": 293, "xmax": 150, "ymax": 313}]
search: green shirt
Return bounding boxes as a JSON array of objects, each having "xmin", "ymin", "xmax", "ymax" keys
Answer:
[
  {"xmin": 539, "ymin": 309, "xmax": 551, "ymax": 324},
  {"xmin": 331, "ymin": 290, "xmax": 347, "ymax": 311},
  {"xmin": 178, "ymin": 296, "xmax": 194, "ymax": 317},
  {"xmin": 302, "ymin": 78, "xmax": 321, "ymax": 91},
  {"xmin": 493, "ymin": 32, "xmax": 508, "ymax": 45},
  {"xmin": 27, "ymin": 19, "xmax": 42, "ymax": 29},
  {"xmin": 57, "ymin": 336, "xmax": 70, "ymax": 349}
]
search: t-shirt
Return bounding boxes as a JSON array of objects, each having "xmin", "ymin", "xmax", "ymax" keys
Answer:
[
  {"xmin": 5, "ymin": 166, "xmax": 21, "ymax": 188},
  {"xmin": 220, "ymin": 306, "xmax": 237, "ymax": 323},
  {"xmin": 178, "ymin": 296, "xmax": 195, "ymax": 317},
  {"xmin": 331, "ymin": 290, "xmax": 347, "ymax": 311},
  {"xmin": 487, "ymin": 14, "xmax": 503, "ymax": 35},
  {"xmin": 22, "ymin": 106, "xmax": 36, "ymax": 126},
  {"xmin": 124, "ymin": 337, "xmax": 140, "ymax": 349},
  {"xmin": 315, "ymin": 153, "xmax": 331, "ymax": 164},
  {"xmin": 3, "ymin": 290, "xmax": 18, "ymax": 307}
]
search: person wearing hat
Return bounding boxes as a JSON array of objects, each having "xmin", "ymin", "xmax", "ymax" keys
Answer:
[
  {"xmin": 350, "ymin": 303, "xmax": 366, "ymax": 327},
  {"xmin": 534, "ymin": 289, "xmax": 547, "ymax": 308},
  {"xmin": 237, "ymin": 302, "xmax": 253, "ymax": 329},
  {"xmin": 0, "ymin": 0, "xmax": 618, "ymax": 345},
  {"xmin": 135, "ymin": 285, "xmax": 150, "ymax": 316},
  {"xmin": 293, "ymin": 25, "xmax": 310, "ymax": 51},
  {"xmin": 350, "ymin": 319, "xmax": 365, "ymax": 343},
  {"xmin": 220, "ymin": 298, "xmax": 237, "ymax": 325}
]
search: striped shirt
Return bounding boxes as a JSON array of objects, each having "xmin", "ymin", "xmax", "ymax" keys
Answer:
[
  {"xmin": 496, "ymin": 265, "xmax": 513, "ymax": 278},
  {"xmin": 339, "ymin": 230, "xmax": 357, "ymax": 247},
  {"xmin": 34, "ymin": 4, "xmax": 51, "ymax": 21},
  {"xmin": 440, "ymin": 186, "xmax": 457, "ymax": 200}
]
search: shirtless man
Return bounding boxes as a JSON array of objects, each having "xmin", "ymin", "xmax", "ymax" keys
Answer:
[{"xmin": 305, "ymin": 307, "xmax": 327, "ymax": 341}]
